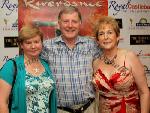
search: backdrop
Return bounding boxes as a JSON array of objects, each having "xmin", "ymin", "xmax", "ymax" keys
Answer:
[{"xmin": 0, "ymin": 0, "xmax": 150, "ymax": 85}]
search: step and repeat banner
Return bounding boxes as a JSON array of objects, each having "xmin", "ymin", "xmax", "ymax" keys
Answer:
[
  {"xmin": 108, "ymin": 0, "xmax": 150, "ymax": 84},
  {"xmin": 18, "ymin": 0, "xmax": 108, "ymax": 38},
  {"xmin": 0, "ymin": 0, "xmax": 18, "ymax": 67},
  {"xmin": 0, "ymin": 0, "xmax": 150, "ymax": 84}
]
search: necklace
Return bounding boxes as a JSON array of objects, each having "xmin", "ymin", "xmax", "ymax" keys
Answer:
[
  {"xmin": 33, "ymin": 68, "xmax": 40, "ymax": 73},
  {"xmin": 103, "ymin": 54, "xmax": 117, "ymax": 65}
]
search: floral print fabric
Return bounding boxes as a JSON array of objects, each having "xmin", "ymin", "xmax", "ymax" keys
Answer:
[
  {"xmin": 93, "ymin": 67, "xmax": 140, "ymax": 113},
  {"xmin": 25, "ymin": 71, "xmax": 54, "ymax": 113}
]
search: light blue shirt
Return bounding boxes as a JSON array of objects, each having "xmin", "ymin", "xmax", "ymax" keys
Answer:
[{"xmin": 41, "ymin": 36, "xmax": 101, "ymax": 107}]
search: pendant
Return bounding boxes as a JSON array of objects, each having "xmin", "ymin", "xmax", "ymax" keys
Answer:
[
  {"xmin": 104, "ymin": 59, "xmax": 113, "ymax": 65},
  {"xmin": 103, "ymin": 54, "xmax": 117, "ymax": 65},
  {"xmin": 33, "ymin": 68, "xmax": 39, "ymax": 73}
]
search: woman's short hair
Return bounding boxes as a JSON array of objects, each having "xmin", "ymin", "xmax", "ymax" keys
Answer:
[
  {"xmin": 18, "ymin": 25, "xmax": 43, "ymax": 44},
  {"xmin": 18, "ymin": 25, "xmax": 43, "ymax": 54},
  {"xmin": 94, "ymin": 16, "xmax": 120, "ymax": 40}
]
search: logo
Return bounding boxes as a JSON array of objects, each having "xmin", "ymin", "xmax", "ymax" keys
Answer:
[
  {"xmin": 137, "ymin": 50, "xmax": 150, "ymax": 57},
  {"xmin": 4, "ymin": 18, "xmax": 8, "ymax": 25},
  {"xmin": 1, "ymin": 0, "xmax": 18, "ymax": 31},
  {"xmin": 1, "ymin": 0, "xmax": 18, "ymax": 16},
  {"xmin": 115, "ymin": 18, "xmax": 123, "ymax": 29},
  {"xmin": 136, "ymin": 18, "xmax": 150, "ymax": 27},
  {"xmin": 2, "ymin": 19, "xmax": 18, "ymax": 31},
  {"xmin": 129, "ymin": 18, "xmax": 150, "ymax": 30},
  {"xmin": 4, "ymin": 37, "xmax": 18, "ymax": 48},
  {"xmin": 109, "ymin": 0, "xmax": 150, "ymax": 16},
  {"xmin": 23, "ymin": 0, "xmax": 105, "ymax": 10},
  {"xmin": 130, "ymin": 35, "xmax": 150, "ymax": 45},
  {"xmin": 12, "ymin": 19, "xmax": 18, "ymax": 27},
  {"xmin": 109, "ymin": 0, "xmax": 130, "ymax": 16},
  {"xmin": 144, "ymin": 65, "xmax": 150, "ymax": 74},
  {"xmin": 2, "ymin": 56, "xmax": 9, "ymax": 62}
]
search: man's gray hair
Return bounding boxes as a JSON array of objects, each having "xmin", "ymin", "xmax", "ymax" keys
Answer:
[{"xmin": 58, "ymin": 6, "xmax": 82, "ymax": 22}]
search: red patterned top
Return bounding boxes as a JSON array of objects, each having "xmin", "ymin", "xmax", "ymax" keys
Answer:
[{"xmin": 93, "ymin": 66, "xmax": 140, "ymax": 113}]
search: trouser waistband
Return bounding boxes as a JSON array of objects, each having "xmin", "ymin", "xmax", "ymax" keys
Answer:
[{"xmin": 58, "ymin": 98, "xmax": 95, "ymax": 113}]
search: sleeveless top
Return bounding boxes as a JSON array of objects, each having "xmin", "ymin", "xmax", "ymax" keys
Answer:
[
  {"xmin": 25, "ymin": 71, "xmax": 54, "ymax": 113},
  {"xmin": 93, "ymin": 54, "xmax": 140, "ymax": 113}
]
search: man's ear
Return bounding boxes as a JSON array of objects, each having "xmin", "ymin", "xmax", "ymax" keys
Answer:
[
  {"xmin": 79, "ymin": 21, "xmax": 82, "ymax": 25},
  {"xmin": 58, "ymin": 20, "xmax": 61, "ymax": 27}
]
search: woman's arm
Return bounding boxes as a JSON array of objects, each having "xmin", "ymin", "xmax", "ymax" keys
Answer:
[
  {"xmin": 0, "ymin": 59, "xmax": 17, "ymax": 113},
  {"xmin": 0, "ymin": 79, "xmax": 11, "ymax": 113},
  {"xmin": 128, "ymin": 51, "xmax": 150, "ymax": 113}
]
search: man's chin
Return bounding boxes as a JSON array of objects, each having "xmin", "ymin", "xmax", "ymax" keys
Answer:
[{"xmin": 62, "ymin": 34, "xmax": 77, "ymax": 39}]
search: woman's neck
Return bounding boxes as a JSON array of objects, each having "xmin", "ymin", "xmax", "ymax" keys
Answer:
[
  {"xmin": 102, "ymin": 48, "xmax": 118, "ymax": 65},
  {"xmin": 24, "ymin": 55, "xmax": 38, "ymax": 61},
  {"xmin": 24, "ymin": 55, "xmax": 39, "ymax": 66},
  {"xmin": 103, "ymin": 48, "xmax": 118, "ymax": 59}
]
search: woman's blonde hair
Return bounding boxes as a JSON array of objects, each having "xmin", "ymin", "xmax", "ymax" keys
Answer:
[
  {"xmin": 94, "ymin": 16, "xmax": 120, "ymax": 40},
  {"xmin": 18, "ymin": 25, "xmax": 43, "ymax": 54}
]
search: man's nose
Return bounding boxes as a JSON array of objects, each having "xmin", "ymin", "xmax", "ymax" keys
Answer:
[{"xmin": 68, "ymin": 21, "xmax": 73, "ymax": 27}]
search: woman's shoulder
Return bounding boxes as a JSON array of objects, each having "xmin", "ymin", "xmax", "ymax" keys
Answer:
[
  {"xmin": 119, "ymin": 48, "xmax": 139, "ymax": 66},
  {"xmin": 40, "ymin": 58, "xmax": 50, "ymax": 69},
  {"xmin": 13, "ymin": 55, "xmax": 24, "ymax": 62},
  {"xmin": 40, "ymin": 58, "xmax": 48, "ymax": 63},
  {"xmin": 93, "ymin": 58, "xmax": 101, "ymax": 72},
  {"xmin": 1, "ymin": 58, "xmax": 16, "ymax": 68},
  {"xmin": 93, "ymin": 58, "xmax": 100, "ymax": 64},
  {"xmin": 0, "ymin": 59, "xmax": 16, "ymax": 85},
  {"xmin": 119, "ymin": 48, "xmax": 136, "ymax": 57}
]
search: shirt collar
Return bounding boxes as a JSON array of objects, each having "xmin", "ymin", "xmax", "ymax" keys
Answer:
[{"xmin": 54, "ymin": 35, "xmax": 86, "ymax": 45}]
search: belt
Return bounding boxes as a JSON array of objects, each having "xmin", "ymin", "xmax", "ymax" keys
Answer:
[{"xmin": 58, "ymin": 98, "xmax": 95, "ymax": 113}]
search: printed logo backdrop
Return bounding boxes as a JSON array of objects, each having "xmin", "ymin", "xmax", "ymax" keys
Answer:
[
  {"xmin": 0, "ymin": 0, "xmax": 19, "ymax": 68},
  {"xmin": 0, "ymin": 0, "xmax": 150, "ymax": 86},
  {"xmin": 18, "ymin": 0, "xmax": 108, "ymax": 39},
  {"xmin": 108, "ymin": 0, "xmax": 150, "ymax": 84}
]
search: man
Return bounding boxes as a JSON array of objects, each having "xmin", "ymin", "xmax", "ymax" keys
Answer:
[{"xmin": 41, "ymin": 6, "xmax": 100, "ymax": 113}]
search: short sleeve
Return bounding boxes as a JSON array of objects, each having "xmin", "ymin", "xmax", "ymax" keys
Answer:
[{"xmin": 0, "ymin": 60, "xmax": 16, "ymax": 85}]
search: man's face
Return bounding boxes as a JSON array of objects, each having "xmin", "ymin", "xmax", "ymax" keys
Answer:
[{"xmin": 58, "ymin": 12, "xmax": 81, "ymax": 40}]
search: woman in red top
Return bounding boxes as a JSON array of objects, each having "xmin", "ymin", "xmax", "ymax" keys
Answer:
[{"xmin": 92, "ymin": 16, "xmax": 150, "ymax": 113}]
